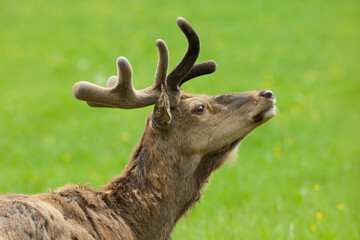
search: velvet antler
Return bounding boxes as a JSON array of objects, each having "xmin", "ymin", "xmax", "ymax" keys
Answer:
[{"xmin": 73, "ymin": 17, "xmax": 216, "ymax": 109}]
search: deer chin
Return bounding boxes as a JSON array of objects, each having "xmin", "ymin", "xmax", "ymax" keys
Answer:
[{"xmin": 253, "ymin": 104, "xmax": 276, "ymax": 123}]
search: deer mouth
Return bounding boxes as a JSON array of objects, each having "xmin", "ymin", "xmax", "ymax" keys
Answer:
[{"xmin": 253, "ymin": 104, "xmax": 276, "ymax": 123}]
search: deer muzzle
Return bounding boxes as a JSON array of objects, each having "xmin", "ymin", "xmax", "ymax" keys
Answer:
[{"xmin": 211, "ymin": 90, "xmax": 276, "ymax": 123}]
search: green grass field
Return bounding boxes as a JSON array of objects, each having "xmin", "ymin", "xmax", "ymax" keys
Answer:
[{"xmin": 1, "ymin": 0, "xmax": 359, "ymax": 239}]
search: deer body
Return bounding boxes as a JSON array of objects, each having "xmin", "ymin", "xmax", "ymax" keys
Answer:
[
  {"xmin": 0, "ymin": 18, "xmax": 276, "ymax": 240},
  {"xmin": 0, "ymin": 186, "xmax": 133, "ymax": 239}
]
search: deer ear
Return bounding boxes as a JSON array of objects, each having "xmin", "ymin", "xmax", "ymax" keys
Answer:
[{"xmin": 152, "ymin": 85, "xmax": 172, "ymax": 130}]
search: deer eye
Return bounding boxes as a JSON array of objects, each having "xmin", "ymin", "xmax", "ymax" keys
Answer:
[{"xmin": 193, "ymin": 105, "xmax": 206, "ymax": 114}]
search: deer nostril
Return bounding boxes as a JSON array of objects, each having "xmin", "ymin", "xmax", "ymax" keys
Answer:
[{"xmin": 261, "ymin": 90, "xmax": 274, "ymax": 100}]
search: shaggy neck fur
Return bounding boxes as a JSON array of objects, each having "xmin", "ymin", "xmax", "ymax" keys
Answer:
[{"xmin": 101, "ymin": 119, "xmax": 234, "ymax": 240}]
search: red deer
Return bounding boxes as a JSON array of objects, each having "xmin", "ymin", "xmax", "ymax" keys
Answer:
[{"xmin": 0, "ymin": 18, "xmax": 276, "ymax": 240}]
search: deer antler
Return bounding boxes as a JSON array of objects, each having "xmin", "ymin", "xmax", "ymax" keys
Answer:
[
  {"xmin": 73, "ymin": 39, "xmax": 168, "ymax": 108},
  {"xmin": 73, "ymin": 17, "xmax": 216, "ymax": 109}
]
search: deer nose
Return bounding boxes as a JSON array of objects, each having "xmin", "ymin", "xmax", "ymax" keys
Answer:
[{"xmin": 260, "ymin": 90, "xmax": 274, "ymax": 100}]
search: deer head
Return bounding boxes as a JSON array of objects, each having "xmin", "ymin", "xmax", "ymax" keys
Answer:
[{"xmin": 72, "ymin": 17, "xmax": 276, "ymax": 238}]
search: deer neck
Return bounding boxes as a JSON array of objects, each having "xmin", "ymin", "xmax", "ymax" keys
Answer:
[{"xmin": 101, "ymin": 130, "xmax": 205, "ymax": 239}]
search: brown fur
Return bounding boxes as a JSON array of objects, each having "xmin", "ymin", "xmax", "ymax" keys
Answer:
[{"xmin": 1, "ymin": 89, "xmax": 275, "ymax": 240}]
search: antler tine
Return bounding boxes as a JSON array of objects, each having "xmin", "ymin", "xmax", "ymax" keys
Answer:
[
  {"xmin": 113, "ymin": 57, "xmax": 135, "ymax": 95},
  {"xmin": 154, "ymin": 39, "xmax": 169, "ymax": 87},
  {"xmin": 73, "ymin": 39, "xmax": 169, "ymax": 109},
  {"xmin": 165, "ymin": 17, "xmax": 200, "ymax": 92},
  {"xmin": 180, "ymin": 60, "xmax": 217, "ymax": 86},
  {"xmin": 72, "ymin": 57, "xmax": 137, "ymax": 109}
]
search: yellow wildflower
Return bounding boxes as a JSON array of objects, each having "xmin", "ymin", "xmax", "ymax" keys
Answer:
[
  {"xmin": 316, "ymin": 212, "xmax": 322, "ymax": 220},
  {"xmin": 120, "ymin": 132, "xmax": 131, "ymax": 142},
  {"xmin": 310, "ymin": 225, "xmax": 317, "ymax": 232},
  {"xmin": 272, "ymin": 142, "xmax": 282, "ymax": 158},
  {"xmin": 337, "ymin": 204, "xmax": 344, "ymax": 211}
]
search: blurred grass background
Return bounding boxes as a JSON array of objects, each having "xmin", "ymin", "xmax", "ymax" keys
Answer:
[{"xmin": 0, "ymin": 0, "xmax": 359, "ymax": 239}]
